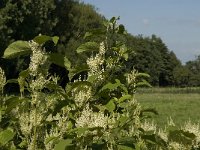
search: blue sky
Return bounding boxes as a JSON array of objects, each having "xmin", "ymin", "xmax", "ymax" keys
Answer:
[{"xmin": 82, "ymin": 0, "xmax": 200, "ymax": 64}]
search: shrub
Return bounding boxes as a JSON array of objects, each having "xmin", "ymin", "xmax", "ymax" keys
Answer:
[{"xmin": 0, "ymin": 17, "xmax": 200, "ymax": 150}]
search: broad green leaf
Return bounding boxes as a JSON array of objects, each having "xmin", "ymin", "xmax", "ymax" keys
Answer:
[
  {"xmin": 70, "ymin": 81, "xmax": 92, "ymax": 92},
  {"xmin": 110, "ymin": 16, "xmax": 118, "ymax": 23},
  {"xmin": 33, "ymin": 35, "xmax": 59, "ymax": 45},
  {"xmin": 118, "ymin": 95, "xmax": 132, "ymax": 103},
  {"xmin": 18, "ymin": 140, "xmax": 27, "ymax": 148},
  {"xmin": 68, "ymin": 65, "xmax": 88, "ymax": 80},
  {"xmin": 168, "ymin": 129, "xmax": 195, "ymax": 145},
  {"xmin": 64, "ymin": 56, "xmax": 71, "ymax": 69},
  {"xmin": 118, "ymin": 24, "xmax": 125, "ymax": 34},
  {"xmin": 122, "ymin": 53, "xmax": 128, "ymax": 61},
  {"xmin": 136, "ymin": 73, "xmax": 150, "ymax": 78},
  {"xmin": 75, "ymin": 127, "xmax": 88, "ymax": 135},
  {"xmin": 87, "ymin": 74, "xmax": 99, "ymax": 83},
  {"xmin": 84, "ymin": 32, "xmax": 93, "ymax": 39},
  {"xmin": 45, "ymin": 136, "xmax": 59, "ymax": 144},
  {"xmin": 141, "ymin": 134, "xmax": 168, "ymax": 148},
  {"xmin": 84, "ymin": 29, "xmax": 106, "ymax": 39},
  {"xmin": 136, "ymin": 79, "xmax": 152, "ymax": 87},
  {"xmin": 118, "ymin": 116, "xmax": 129, "ymax": 127},
  {"xmin": 100, "ymin": 80, "xmax": 120, "ymax": 92},
  {"xmin": 117, "ymin": 145, "xmax": 134, "ymax": 150},
  {"xmin": 49, "ymin": 53, "xmax": 71, "ymax": 69},
  {"xmin": 106, "ymin": 99, "xmax": 116, "ymax": 112},
  {"xmin": 140, "ymin": 108, "xmax": 159, "ymax": 116},
  {"xmin": 5, "ymin": 97, "xmax": 29, "ymax": 113},
  {"xmin": 0, "ymin": 129, "xmax": 15, "ymax": 145},
  {"xmin": 6, "ymin": 79, "xmax": 18, "ymax": 84},
  {"xmin": 54, "ymin": 139, "xmax": 73, "ymax": 150},
  {"xmin": 19, "ymin": 69, "xmax": 29, "ymax": 78},
  {"xmin": 52, "ymin": 36, "xmax": 59, "ymax": 45},
  {"xmin": 3, "ymin": 41, "xmax": 31, "ymax": 59},
  {"xmin": 76, "ymin": 42, "xmax": 99, "ymax": 53}
]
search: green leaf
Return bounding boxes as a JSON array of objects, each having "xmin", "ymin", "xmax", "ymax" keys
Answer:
[
  {"xmin": 54, "ymin": 139, "xmax": 73, "ymax": 150},
  {"xmin": 64, "ymin": 57, "xmax": 71, "ymax": 69},
  {"xmin": 118, "ymin": 116, "xmax": 129, "ymax": 127},
  {"xmin": 0, "ymin": 129, "xmax": 15, "ymax": 145},
  {"xmin": 100, "ymin": 80, "xmax": 120, "ymax": 92},
  {"xmin": 140, "ymin": 108, "xmax": 159, "ymax": 116},
  {"xmin": 5, "ymin": 97, "xmax": 29, "ymax": 113},
  {"xmin": 84, "ymin": 29, "xmax": 106, "ymax": 39},
  {"xmin": 122, "ymin": 53, "xmax": 128, "ymax": 61},
  {"xmin": 142, "ymin": 134, "xmax": 168, "ymax": 148},
  {"xmin": 136, "ymin": 79, "xmax": 152, "ymax": 87},
  {"xmin": 6, "ymin": 79, "xmax": 18, "ymax": 84},
  {"xmin": 19, "ymin": 69, "xmax": 30, "ymax": 78},
  {"xmin": 87, "ymin": 74, "xmax": 99, "ymax": 83},
  {"xmin": 106, "ymin": 99, "xmax": 116, "ymax": 112},
  {"xmin": 76, "ymin": 42, "xmax": 99, "ymax": 54},
  {"xmin": 68, "ymin": 65, "xmax": 88, "ymax": 80},
  {"xmin": 52, "ymin": 36, "xmax": 59, "ymax": 45},
  {"xmin": 118, "ymin": 24, "xmax": 125, "ymax": 34},
  {"xmin": 110, "ymin": 16, "xmax": 118, "ymax": 23},
  {"xmin": 117, "ymin": 145, "xmax": 134, "ymax": 150},
  {"xmin": 70, "ymin": 81, "xmax": 92, "ymax": 92},
  {"xmin": 168, "ymin": 129, "xmax": 195, "ymax": 145},
  {"xmin": 3, "ymin": 41, "xmax": 31, "ymax": 59},
  {"xmin": 33, "ymin": 35, "xmax": 59, "ymax": 45},
  {"xmin": 118, "ymin": 95, "xmax": 132, "ymax": 103},
  {"xmin": 75, "ymin": 127, "xmax": 88, "ymax": 135},
  {"xmin": 45, "ymin": 136, "xmax": 59, "ymax": 144},
  {"xmin": 136, "ymin": 73, "xmax": 150, "ymax": 78},
  {"xmin": 49, "ymin": 53, "xmax": 71, "ymax": 69}
]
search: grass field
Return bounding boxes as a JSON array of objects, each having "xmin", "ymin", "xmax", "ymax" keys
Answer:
[{"xmin": 136, "ymin": 87, "xmax": 200, "ymax": 128}]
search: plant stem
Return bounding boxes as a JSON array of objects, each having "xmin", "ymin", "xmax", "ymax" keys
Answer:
[{"xmin": 32, "ymin": 106, "xmax": 37, "ymax": 150}]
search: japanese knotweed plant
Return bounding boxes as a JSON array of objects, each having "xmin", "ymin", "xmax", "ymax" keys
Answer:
[{"xmin": 1, "ymin": 17, "xmax": 200, "ymax": 150}]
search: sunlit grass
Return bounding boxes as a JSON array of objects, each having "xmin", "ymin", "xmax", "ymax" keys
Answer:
[{"xmin": 136, "ymin": 90, "xmax": 200, "ymax": 128}]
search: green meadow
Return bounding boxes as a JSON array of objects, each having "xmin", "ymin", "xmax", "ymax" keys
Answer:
[{"xmin": 136, "ymin": 87, "xmax": 200, "ymax": 128}]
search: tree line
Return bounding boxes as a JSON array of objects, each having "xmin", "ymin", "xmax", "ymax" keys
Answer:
[{"xmin": 0, "ymin": 0, "xmax": 199, "ymax": 88}]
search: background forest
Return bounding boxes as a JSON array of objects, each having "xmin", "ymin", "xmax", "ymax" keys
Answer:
[{"xmin": 0, "ymin": 0, "xmax": 200, "ymax": 90}]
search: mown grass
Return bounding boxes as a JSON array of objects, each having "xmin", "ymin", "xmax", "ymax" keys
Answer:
[{"xmin": 136, "ymin": 87, "xmax": 200, "ymax": 128}]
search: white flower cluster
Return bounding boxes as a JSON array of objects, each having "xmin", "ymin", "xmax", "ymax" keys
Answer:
[
  {"xmin": 72, "ymin": 86, "xmax": 92, "ymax": 107},
  {"xmin": 141, "ymin": 121, "xmax": 156, "ymax": 132},
  {"xmin": 126, "ymin": 70, "xmax": 137, "ymax": 86},
  {"xmin": 158, "ymin": 129, "xmax": 168, "ymax": 142},
  {"xmin": 182, "ymin": 121, "xmax": 200, "ymax": 147},
  {"xmin": 169, "ymin": 142, "xmax": 186, "ymax": 150},
  {"xmin": 183, "ymin": 121, "xmax": 200, "ymax": 139},
  {"xmin": 30, "ymin": 73, "xmax": 50, "ymax": 91},
  {"xmin": 167, "ymin": 117, "xmax": 175, "ymax": 126},
  {"xmin": 45, "ymin": 127, "xmax": 60, "ymax": 150},
  {"xmin": 18, "ymin": 108, "xmax": 43, "ymax": 137},
  {"xmin": 45, "ymin": 108, "xmax": 70, "ymax": 149},
  {"xmin": 87, "ymin": 42, "xmax": 105, "ymax": 81},
  {"xmin": 28, "ymin": 40, "xmax": 48, "ymax": 76},
  {"xmin": 76, "ymin": 104, "xmax": 109, "ymax": 129},
  {"xmin": 0, "ymin": 67, "xmax": 6, "ymax": 92},
  {"xmin": 46, "ymin": 110, "xmax": 69, "ymax": 134}
]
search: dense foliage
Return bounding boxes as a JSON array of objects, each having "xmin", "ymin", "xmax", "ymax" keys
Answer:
[
  {"xmin": 0, "ymin": 0, "xmax": 104, "ymax": 82},
  {"xmin": 0, "ymin": 18, "xmax": 200, "ymax": 150}
]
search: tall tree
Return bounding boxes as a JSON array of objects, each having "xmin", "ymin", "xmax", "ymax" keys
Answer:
[
  {"xmin": 185, "ymin": 55, "xmax": 200, "ymax": 86},
  {"xmin": 0, "ymin": 0, "xmax": 104, "ymax": 79}
]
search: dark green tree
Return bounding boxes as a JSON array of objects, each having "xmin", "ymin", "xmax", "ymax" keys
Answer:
[
  {"xmin": 0, "ymin": 0, "xmax": 104, "ymax": 81},
  {"xmin": 185, "ymin": 55, "xmax": 200, "ymax": 86},
  {"xmin": 125, "ymin": 34, "xmax": 181, "ymax": 86}
]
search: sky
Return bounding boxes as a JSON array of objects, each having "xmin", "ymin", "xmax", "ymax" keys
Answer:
[{"xmin": 82, "ymin": 0, "xmax": 200, "ymax": 64}]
